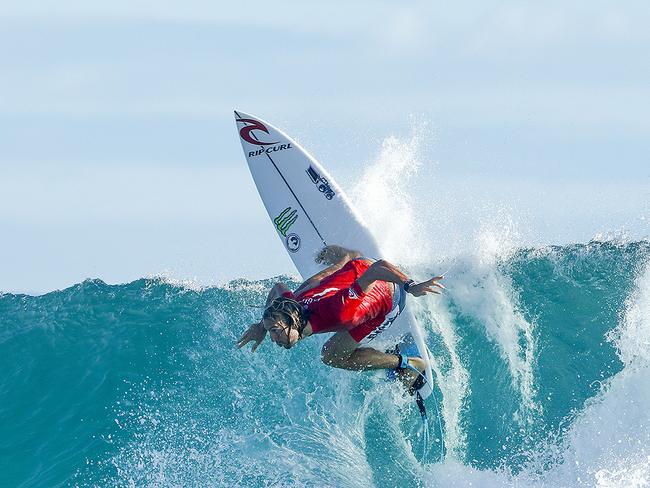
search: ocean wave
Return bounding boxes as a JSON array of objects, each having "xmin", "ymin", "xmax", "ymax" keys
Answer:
[{"xmin": 1, "ymin": 241, "xmax": 648, "ymax": 487}]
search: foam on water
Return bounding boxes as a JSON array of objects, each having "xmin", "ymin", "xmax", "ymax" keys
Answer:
[
  {"xmin": 351, "ymin": 132, "xmax": 542, "ymax": 459},
  {"xmin": 403, "ymin": 252, "xmax": 650, "ymax": 488},
  {"xmin": 446, "ymin": 241, "xmax": 541, "ymax": 421},
  {"xmin": 555, "ymin": 260, "xmax": 650, "ymax": 487}
]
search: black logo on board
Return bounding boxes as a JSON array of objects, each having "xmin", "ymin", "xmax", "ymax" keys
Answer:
[
  {"xmin": 286, "ymin": 233, "xmax": 301, "ymax": 253},
  {"xmin": 306, "ymin": 166, "xmax": 335, "ymax": 200}
]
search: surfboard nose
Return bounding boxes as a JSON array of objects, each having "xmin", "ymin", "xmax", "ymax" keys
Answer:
[{"xmin": 234, "ymin": 110, "xmax": 254, "ymax": 121}]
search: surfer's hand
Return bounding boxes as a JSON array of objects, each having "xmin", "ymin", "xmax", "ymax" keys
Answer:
[
  {"xmin": 407, "ymin": 276, "xmax": 445, "ymax": 297},
  {"xmin": 236, "ymin": 321, "xmax": 267, "ymax": 352}
]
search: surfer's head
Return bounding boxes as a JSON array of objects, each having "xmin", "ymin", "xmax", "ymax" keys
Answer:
[{"xmin": 262, "ymin": 297, "xmax": 307, "ymax": 349}]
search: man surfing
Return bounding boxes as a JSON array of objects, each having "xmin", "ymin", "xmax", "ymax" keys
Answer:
[{"xmin": 236, "ymin": 245, "xmax": 444, "ymax": 391}]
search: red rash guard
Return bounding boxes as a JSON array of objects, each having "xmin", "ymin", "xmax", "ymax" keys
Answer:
[{"xmin": 282, "ymin": 259, "xmax": 393, "ymax": 343}]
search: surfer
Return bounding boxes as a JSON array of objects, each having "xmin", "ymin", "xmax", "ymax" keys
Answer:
[{"xmin": 236, "ymin": 245, "xmax": 444, "ymax": 390}]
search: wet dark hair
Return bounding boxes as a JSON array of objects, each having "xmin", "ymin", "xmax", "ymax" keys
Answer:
[{"xmin": 263, "ymin": 297, "xmax": 308, "ymax": 338}]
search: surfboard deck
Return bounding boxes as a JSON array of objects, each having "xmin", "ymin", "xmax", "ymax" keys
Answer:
[{"xmin": 234, "ymin": 110, "xmax": 433, "ymax": 399}]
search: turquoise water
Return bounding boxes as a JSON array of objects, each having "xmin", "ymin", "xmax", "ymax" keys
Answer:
[{"xmin": 1, "ymin": 241, "xmax": 649, "ymax": 487}]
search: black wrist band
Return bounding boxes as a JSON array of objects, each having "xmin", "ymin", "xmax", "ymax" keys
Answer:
[
  {"xmin": 403, "ymin": 279, "xmax": 415, "ymax": 293},
  {"xmin": 396, "ymin": 354, "xmax": 408, "ymax": 370}
]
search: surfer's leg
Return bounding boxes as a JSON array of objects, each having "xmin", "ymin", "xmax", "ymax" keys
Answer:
[{"xmin": 321, "ymin": 331, "xmax": 424, "ymax": 373}]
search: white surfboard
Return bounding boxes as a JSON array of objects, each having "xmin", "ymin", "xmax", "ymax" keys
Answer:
[{"xmin": 234, "ymin": 110, "xmax": 434, "ymax": 399}]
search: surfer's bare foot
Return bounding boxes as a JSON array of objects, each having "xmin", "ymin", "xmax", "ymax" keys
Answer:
[
  {"xmin": 397, "ymin": 357, "xmax": 426, "ymax": 392},
  {"xmin": 315, "ymin": 245, "xmax": 361, "ymax": 266}
]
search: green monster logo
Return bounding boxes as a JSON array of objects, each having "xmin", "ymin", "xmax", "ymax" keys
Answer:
[{"xmin": 273, "ymin": 207, "xmax": 298, "ymax": 236}]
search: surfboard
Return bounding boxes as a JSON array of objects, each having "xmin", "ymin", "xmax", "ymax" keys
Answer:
[{"xmin": 234, "ymin": 110, "xmax": 434, "ymax": 399}]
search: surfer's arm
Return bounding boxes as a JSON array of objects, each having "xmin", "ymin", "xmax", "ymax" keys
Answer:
[
  {"xmin": 355, "ymin": 260, "xmax": 444, "ymax": 297},
  {"xmin": 354, "ymin": 259, "xmax": 409, "ymax": 293}
]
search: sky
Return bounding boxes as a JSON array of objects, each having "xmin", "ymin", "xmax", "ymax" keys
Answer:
[{"xmin": 1, "ymin": 0, "xmax": 648, "ymax": 293}]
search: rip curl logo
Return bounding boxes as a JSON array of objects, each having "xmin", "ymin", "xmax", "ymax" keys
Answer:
[
  {"xmin": 236, "ymin": 118, "xmax": 279, "ymax": 146},
  {"xmin": 248, "ymin": 143, "xmax": 292, "ymax": 158},
  {"xmin": 306, "ymin": 166, "xmax": 335, "ymax": 200},
  {"xmin": 273, "ymin": 207, "xmax": 298, "ymax": 236}
]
